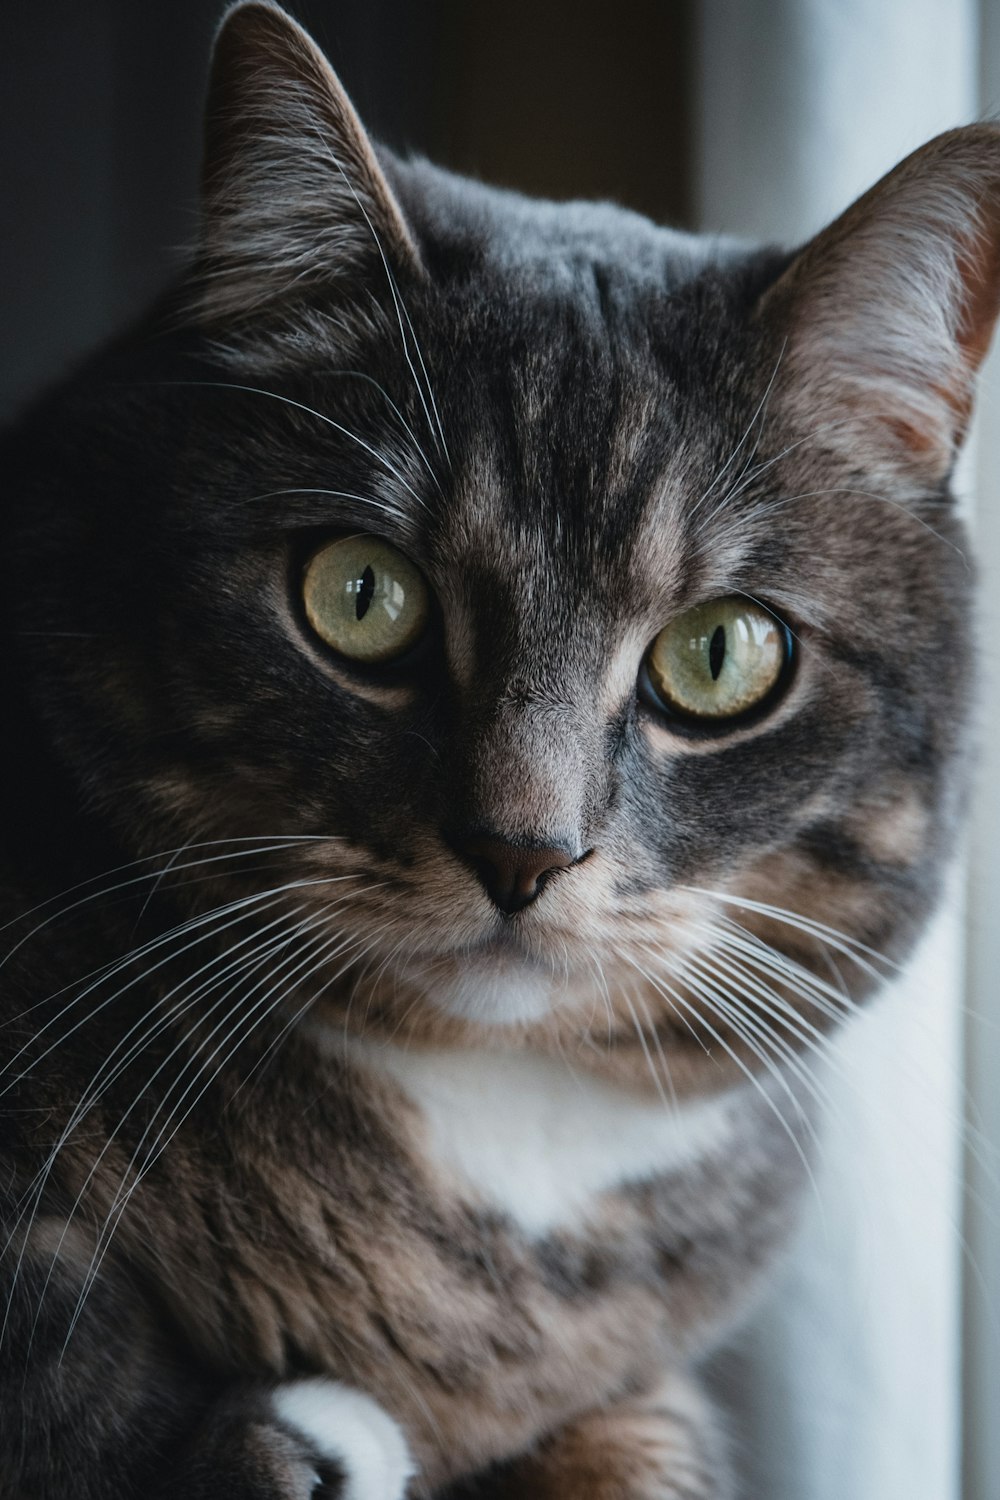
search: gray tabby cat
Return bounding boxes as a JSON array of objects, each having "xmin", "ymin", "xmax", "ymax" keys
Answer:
[{"xmin": 0, "ymin": 3, "xmax": 995, "ymax": 1497}]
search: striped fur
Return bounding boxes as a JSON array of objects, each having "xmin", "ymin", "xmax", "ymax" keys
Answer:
[{"xmin": 1, "ymin": 4, "xmax": 998, "ymax": 1496}]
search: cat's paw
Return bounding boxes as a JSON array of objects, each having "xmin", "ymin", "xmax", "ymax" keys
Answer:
[
  {"xmin": 272, "ymin": 1379, "xmax": 415, "ymax": 1500},
  {"xmin": 459, "ymin": 1371, "xmax": 731, "ymax": 1500}
]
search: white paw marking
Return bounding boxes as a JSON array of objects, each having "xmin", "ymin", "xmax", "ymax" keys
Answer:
[
  {"xmin": 272, "ymin": 1379, "xmax": 414, "ymax": 1500},
  {"xmin": 351, "ymin": 1042, "xmax": 738, "ymax": 1236}
]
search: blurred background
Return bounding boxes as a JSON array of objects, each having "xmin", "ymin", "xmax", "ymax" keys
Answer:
[
  {"xmin": 0, "ymin": 1, "xmax": 693, "ymax": 417},
  {"xmin": 1, "ymin": 3, "xmax": 998, "ymax": 1497}
]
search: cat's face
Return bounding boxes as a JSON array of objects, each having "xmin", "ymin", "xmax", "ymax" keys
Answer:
[{"xmin": 11, "ymin": 3, "xmax": 995, "ymax": 1087}]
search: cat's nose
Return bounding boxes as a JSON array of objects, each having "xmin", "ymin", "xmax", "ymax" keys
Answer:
[{"xmin": 455, "ymin": 833, "xmax": 577, "ymax": 915}]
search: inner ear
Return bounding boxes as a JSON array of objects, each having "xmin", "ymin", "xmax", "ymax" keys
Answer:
[
  {"xmin": 197, "ymin": 0, "xmax": 420, "ymax": 324},
  {"xmin": 755, "ymin": 125, "xmax": 1000, "ymax": 487}
]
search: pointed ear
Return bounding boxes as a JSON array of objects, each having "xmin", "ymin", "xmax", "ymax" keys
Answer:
[
  {"xmin": 197, "ymin": 1, "xmax": 420, "ymax": 323},
  {"xmin": 757, "ymin": 126, "xmax": 1000, "ymax": 487}
]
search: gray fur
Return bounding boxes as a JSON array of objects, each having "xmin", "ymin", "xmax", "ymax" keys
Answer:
[{"xmin": 1, "ymin": 3, "xmax": 997, "ymax": 1497}]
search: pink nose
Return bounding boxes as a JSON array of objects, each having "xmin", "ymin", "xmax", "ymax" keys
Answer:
[{"xmin": 458, "ymin": 834, "xmax": 576, "ymax": 914}]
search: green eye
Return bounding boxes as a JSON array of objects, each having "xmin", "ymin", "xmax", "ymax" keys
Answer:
[
  {"xmin": 302, "ymin": 535, "xmax": 430, "ymax": 663},
  {"xmin": 643, "ymin": 598, "xmax": 790, "ymax": 726}
]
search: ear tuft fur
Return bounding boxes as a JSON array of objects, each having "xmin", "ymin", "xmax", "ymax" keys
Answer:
[
  {"xmin": 197, "ymin": 0, "xmax": 419, "ymax": 324},
  {"xmin": 758, "ymin": 125, "xmax": 1000, "ymax": 486}
]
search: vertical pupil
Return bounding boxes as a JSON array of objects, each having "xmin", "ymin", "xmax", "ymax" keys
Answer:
[
  {"xmin": 356, "ymin": 564, "xmax": 376, "ymax": 621},
  {"xmin": 709, "ymin": 624, "xmax": 726, "ymax": 681}
]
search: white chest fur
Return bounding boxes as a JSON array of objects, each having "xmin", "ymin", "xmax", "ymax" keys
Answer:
[{"xmin": 350, "ymin": 1043, "xmax": 738, "ymax": 1237}]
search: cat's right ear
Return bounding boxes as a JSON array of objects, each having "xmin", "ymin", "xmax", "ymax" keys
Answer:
[{"xmin": 196, "ymin": 1, "xmax": 420, "ymax": 324}]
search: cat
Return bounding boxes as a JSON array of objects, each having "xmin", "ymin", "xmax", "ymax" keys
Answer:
[{"xmin": 0, "ymin": 2, "xmax": 995, "ymax": 1497}]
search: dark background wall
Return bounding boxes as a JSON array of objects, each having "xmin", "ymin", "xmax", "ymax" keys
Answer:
[{"xmin": 0, "ymin": 1, "xmax": 693, "ymax": 419}]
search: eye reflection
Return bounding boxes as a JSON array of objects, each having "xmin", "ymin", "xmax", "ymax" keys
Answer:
[
  {"xmin": 302, "ymin": 536, "xmax": 430, "ymax": 663},
  {"xmin": 644, "ymin": 598, "xmax": 790, "ymax": 725}
]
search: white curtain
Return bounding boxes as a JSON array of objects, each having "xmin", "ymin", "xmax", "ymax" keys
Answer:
[
  {"xmin": 695, "ymin": 4, "xmax": 995, "ymax": 1497},
  {"xmin": 966, "ymin": 6, "xmax": 1000, "ymax": 1496}
]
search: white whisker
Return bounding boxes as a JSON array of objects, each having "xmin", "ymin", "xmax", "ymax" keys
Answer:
[
  {"xmin": 59, "ymin": 922, "xmax": 340, "ymax": 1349},
  {"xmin": 624, "ymin": 951, "xmax": 820, "ymax": 1195},
  {"xmin": 0, "ymin": 836, "xmax": 325, "ymax": 979},
  {"xmin": 62, "ymin": 915, "xmax": 377, "ymax": 1350},
  {"xmin": 687, "ymin": 341, "xmax": 787, "ymax": 524},
  {"xmin": 19, "ymin": 908, "xmax": 321, "ymax": 1356},
  {"xmin": 312, "ymin": 135, "xmax": 450, "ymax": 467},
  {"xmin": 1, "ymin": 874, "xmax": 363, "ymax": 1094},
  {"xmin": 159, "ymin": 380, "xmax": 430, "ymax": 511}
]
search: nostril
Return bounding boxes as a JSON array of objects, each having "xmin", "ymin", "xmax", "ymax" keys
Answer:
[{"xmin": 457, "ymin": 834, "xmax": 577, "ymax": 915}]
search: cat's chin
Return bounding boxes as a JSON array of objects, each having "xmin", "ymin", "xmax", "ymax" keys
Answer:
[{"xmin": 424, "ymin": 957, "xmax": 556, "ymax": 1027}]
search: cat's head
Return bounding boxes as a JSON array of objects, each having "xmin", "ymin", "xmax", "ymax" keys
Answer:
[{"xmin": 8, "ymin": 1, "xmax": 1000, "ymax": 1089}]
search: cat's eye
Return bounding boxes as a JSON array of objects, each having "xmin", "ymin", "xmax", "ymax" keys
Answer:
[
  {"xmin": 641, "ymin": 598, "xmax": 791, "ymax": 728},
  {"xmin": 302, "ymin": 535, "xmax": 430, "ymax": 664}
]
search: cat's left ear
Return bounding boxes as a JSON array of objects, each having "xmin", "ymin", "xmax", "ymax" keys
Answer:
[
  {"xmin": 757, "ymin": 125, "xmax": 1000, "ymax": 487},
  {"xmin": 196, "ymin": 0, "xmax": 420, "ymax": 323}
]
